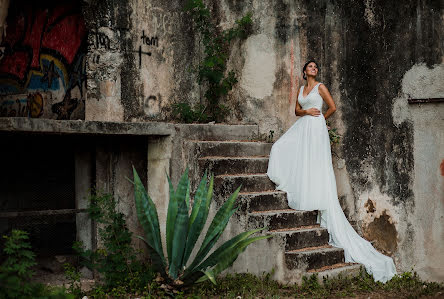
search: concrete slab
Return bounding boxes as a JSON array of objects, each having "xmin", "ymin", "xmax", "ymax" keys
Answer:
[{"xmin": 0, "ymin": 117, "xmax": 175, "ymax": 136}]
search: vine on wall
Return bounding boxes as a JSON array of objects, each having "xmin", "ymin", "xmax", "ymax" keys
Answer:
[{"xmin": 172, "ymin": 0, "xmax": 252, "ymax": 123}]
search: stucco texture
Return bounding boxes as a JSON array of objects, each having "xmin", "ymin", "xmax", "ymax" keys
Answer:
[{"xmin": 3, "ymin": 0, "xmax": 442, "ymax": 282}]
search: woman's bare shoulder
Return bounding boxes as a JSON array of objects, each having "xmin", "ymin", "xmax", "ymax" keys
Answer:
[{"xmin": 318, "ymin": 83, "xmax": 330, "ymax": 93}]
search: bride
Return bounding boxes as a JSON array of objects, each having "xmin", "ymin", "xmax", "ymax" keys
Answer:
[{"xmin": 267, "ymin": 60, "xmax": 397, "ymax": 283}]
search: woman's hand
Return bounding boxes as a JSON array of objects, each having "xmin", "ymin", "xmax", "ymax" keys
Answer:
[{"xmin": 306, "ymin": 108, "xmax": 321, "ymax": 116}]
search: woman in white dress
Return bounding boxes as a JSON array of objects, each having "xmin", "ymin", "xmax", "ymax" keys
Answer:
[{"xmin": 267, "ymin": 60, "xmax": 397, "ymax": 283}]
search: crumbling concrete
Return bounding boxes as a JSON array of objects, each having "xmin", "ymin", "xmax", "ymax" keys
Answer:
[{"xmin": 1, "ymin": 0, "xmax": 443, "ymax": 283}]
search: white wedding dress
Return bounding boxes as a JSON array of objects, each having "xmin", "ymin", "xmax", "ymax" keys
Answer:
[{"xmin": 267, "ymin": 83, "xmax": 397, "ymax": 283}]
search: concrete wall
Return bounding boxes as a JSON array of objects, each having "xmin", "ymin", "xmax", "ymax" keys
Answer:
[
  {"xmin": 1, "ymin": 0, "xmax": 443, "ymax": 282},
  {"xmin": 114, "ymin": 0, "xmax": 441, "ymax": 282}
]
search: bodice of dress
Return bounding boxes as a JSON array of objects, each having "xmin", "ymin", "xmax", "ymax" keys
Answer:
[{"xmin": 298, "ymin": 83, "xmax": 323, "ymax": 110}]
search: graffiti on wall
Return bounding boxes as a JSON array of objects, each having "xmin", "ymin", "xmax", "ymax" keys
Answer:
[
  {"xmin": 0, "ymin": 1, "xmax": 87, "ymax": 119},
  {"xmin": 137, "ymin": 30, "xmax": 159, "ymax": 68},
  {"xmin": 0, "ymin": 92, "xmax": 44, "ymax": 117}
]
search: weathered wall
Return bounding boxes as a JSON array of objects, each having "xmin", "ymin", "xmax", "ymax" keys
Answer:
[
  {"xmin": 2, "ymin": 0, "xmax": 442, "ymax": 283},
  {"xmin": 127, "ymin": 0, "xmax": 443, "ymax": 281},
  {"xmin": 82, "ymin": 0, "xmax": 199, "ymax": 122},
  {"xmin": 0, "ymin": 0, "xmax": 87, "ymax": 119}
]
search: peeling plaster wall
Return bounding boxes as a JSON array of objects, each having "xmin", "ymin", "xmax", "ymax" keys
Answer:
[
  {"xmin": 82, "ymin": 0, "xmax": 199, "ymax": 122},
  {"xmin": 26, "ymin": 0, "xmax": 442, "ymax": 282},
  {"xmin": 392, "ymin": 64, "xmax": 444, "ymax": 281}
]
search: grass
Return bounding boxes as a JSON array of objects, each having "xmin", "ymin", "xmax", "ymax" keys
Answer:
[
  {"xmin": 182, "ymin": 268, "xmax": 444, "ymax": 299},
  {"xmin": 77, "ymin": 267, "xmax": 444, "ymax": 298}
]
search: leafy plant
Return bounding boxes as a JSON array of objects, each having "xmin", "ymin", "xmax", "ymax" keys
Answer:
[
  {"xmin": 249, "ymin": 130, "xmax": 275, "ymax": 143},
  {"xmin": 74, "ymin": 192, "xmax": 155, "ymax": 292},
  {"xmin": 63, "ymin": 263, "xmax": 82, "ymax": 297},
  {"xmin": 0, "ymin": 229, "xmax": 37, "ymax": 298},
  {"xmin": 171, "ymin": 102, "xmax": 209, "ymax": 123},
  {"xmin": 132, "ymin": 167, "xmax": 270, "ymax": 289},
  {"xmin": 326, "ymin": 121, "xmax": 341, "ymax": 145},
  {"xmin": 0, "ymin": 230, "xmax": 74, "ymax": 299},
  {"xmin": 180, "ymin": 0, "xmax": 253, "ymax": 122}
]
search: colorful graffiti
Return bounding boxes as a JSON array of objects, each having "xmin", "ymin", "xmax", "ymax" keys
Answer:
[
  {"xmin": 0, "ymin": 0, "xmax": 87, "ymax": 119},
  {"xmin": 0, "ymin": 92, "xmax": 43, "ymax": 117}
]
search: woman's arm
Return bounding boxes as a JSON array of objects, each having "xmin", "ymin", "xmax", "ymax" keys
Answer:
[
  {"xmin": 318, "ymin": 84, "xmax": 336, "ymax": 119},
  {"xmin": 295, "ymin": 86, "xmax": 321, "ymax": 117}
]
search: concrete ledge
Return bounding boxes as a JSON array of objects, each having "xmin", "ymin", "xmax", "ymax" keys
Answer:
[
  {"xmin": 0, "ymin": 117, "xmax": 175, "ymax": 136},
  {"xmin": 175, "ymin": 123, "xmax": 259, "ymax": 141},
  {"xmin": 0, "ymin": 118, "xmax": 260, "ymax": 139}
]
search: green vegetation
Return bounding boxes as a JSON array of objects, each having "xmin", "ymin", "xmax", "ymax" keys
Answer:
[
  {"xmin": 73, "ymin": 192, "xmax": 155, "ymax": 294},
  {"xmin": 186, "ymin": 269, "xmax": 444, "ymax": 298},
  {"xmin": 0, "ymin": 230, "xmax": 73, "ymax": 299},
  {"xmin": 132, "ymin": 167, "xmax": 270, "ymax": 292},
  {"xmin": 63, "ymin": 263, "xmax": 82, "ymax": 298},
  {"xmin": 2, "ymin": 226, "xmax": 442, "ymax": 299},
  {"xmin": 250, "ymin": 130, "xmax": 275, "ymax": 143},
  {"xmin": 327, "ymin": 120, "xmax": 341, "ymax": 145},
  {"xmin": 172, "ymin": 0, "xmax": 253, "ymax": 123}
]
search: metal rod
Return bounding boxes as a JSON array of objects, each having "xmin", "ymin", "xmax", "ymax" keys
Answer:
[{"xmin": 408, "ymin": 98, "xmax": 444, "ymax": 104}]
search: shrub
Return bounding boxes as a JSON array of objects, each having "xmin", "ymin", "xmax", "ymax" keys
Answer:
[
  {"xmin": 132, "ymin": 168, "xmax": 270, "ymax": 290},
  {"xmin": 74, "ymin": 192, "xmax": 155, "ymax": 292},
  {"xmin": 0, "ymin": 229, "xmax": 73, "ymax": 299},
  {"xmin": 171, "ymin": 0, "xmax": 253, "ymax": 123}
]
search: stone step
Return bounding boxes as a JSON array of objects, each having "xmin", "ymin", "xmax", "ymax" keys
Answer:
[
  {"xmin": 247, "ymin": 209, "xmax": 318, "ymax": 230},
  {"xmin": 307, "ymin": 263, "xmax": 362, "ymax": 283},
  {"xmin": 237, "ymin": 191, "xmax": 289, "ymax": 213},
  {"xmin": 190, "ymin": 140, "xmax": 272, "ymax": 157},
  {"xmin": 178, "ymin": 124, "xmax": 259, "ymax": 141},
  {"xmin": 270, "ymin": 226, "xmax": 329, "ymax": 251},
  {"xmin": 214, "ymin": 174, "xmax": 275, "ymax": 196},
  {"xmin": 285, "ymin": 245, "xmax": 345, "ymax": 271},
  {"xmin": 199, "ymin": 156, "xmax": 269, "ymax": 176}
]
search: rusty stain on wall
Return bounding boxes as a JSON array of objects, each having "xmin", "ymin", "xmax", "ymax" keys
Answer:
[
  {"xmin": 362, "ymin": 199, "xmax": 398, "ymax": 256},
  {"xmin": 440, "ymin": 159, "xmax": 444, "ymax": 177},
  {"xmin": 364, "ymin": 199, "xmax": 376, "ymax": 213}
]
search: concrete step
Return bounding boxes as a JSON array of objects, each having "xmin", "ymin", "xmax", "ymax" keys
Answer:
[
  {"xmin": 199, "ymin": 156, "xmax": 269, "ymax": 176},
  {"xmin": 191, "ymin": 140, "xmax": 272, "ymax": 157},
  {"xmin": 285, "ymin": 245, "xmax": 345, "ymax": 271},
  {"xmin": 214, "ymin": 174, "xmax": 275, "ymax": 196},
  {"xmin": 248, "ymin": 209, "xmax": 318, "ymax": 230},
  {"xmin": 237, "ymin": 191, "xmax": 289, "ymax": 213},
  {"xmin": 177, "ymin": 124, "xmax": 259, "ymax": 141},
  {"xmin": 270, "ymin": 226, "xmax": 329, "ymax": 251},
  {"xmin": 306, "ymin": 263, "xmax": 362, "ymax": 283}
]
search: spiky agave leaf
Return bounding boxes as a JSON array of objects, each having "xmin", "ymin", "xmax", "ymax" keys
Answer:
[
  {"xmin": 183, "ymin": 186, "xmax": 241, "ymax": 277},
  {"xmin": 182, "ymin": 172, "xmax": 208, "ymax": 267},
  {"xmin": 166, "ymin": 169, "xmax": 189, "ymax": 264},
  {"xmin": 202, "ymin": 269, "xmax": 216, "ymax": 285},
  {"xmin": 168, "ymin": 171, "xmax": 191, "ymax": 279},
  {"xmin": 194, "ymin": 227, "xmax": 266, "ymax": 274},
  {"xmin": 195, "ymin": 235, "xmax": 271, "ymax": 284},
  {"xmin": 188, "ymin": 170, "xmax": 207, "ymax": 227},
  {"xmin": 168, "ymin": 200, "xmax": 189, "ymax": 279},
  {"xmin": 133, "ymin": 167, "xmax": 166, "ymax": 271}
]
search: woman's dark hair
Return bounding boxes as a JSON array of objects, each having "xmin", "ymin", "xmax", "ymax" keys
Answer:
[{"xmin": 302, "ymin": 60, "xmax": 319, "ymax": 80}]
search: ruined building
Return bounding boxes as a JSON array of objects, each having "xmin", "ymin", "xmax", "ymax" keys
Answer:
[{"xmin": 0, "ymin": 0, "xmax": 443, "ymax": 283}]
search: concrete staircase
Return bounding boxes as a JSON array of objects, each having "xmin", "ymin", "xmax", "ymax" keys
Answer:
[{"xmin": 186, "ymin": 126, "xmax": 361, "ymax": 283}]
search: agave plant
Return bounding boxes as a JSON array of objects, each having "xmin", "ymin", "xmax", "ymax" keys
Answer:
[{"xmin": 132, "ymin": 167, "xmax": 270, "ymax": 286}]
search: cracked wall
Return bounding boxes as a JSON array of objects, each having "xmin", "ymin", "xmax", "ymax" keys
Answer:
[
  {"xmin": 80, "ymin": 0, "xmax": 443, "ymax": 282},
  {"xmin": 2, "ymin": 0, "xmax": 442, "ymax": 282}
]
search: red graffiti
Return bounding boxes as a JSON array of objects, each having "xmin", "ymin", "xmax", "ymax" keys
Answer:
[
  {"xmin": 440, "ymin": 159, "xmax": 444, "ymax": 177},
  {"xmin": 0, "ymin": 2, "xmax": 86, "ymax": 82}
]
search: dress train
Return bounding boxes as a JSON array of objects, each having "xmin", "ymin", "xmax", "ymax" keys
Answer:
[{"xmin": 267, "ymin": 83, "xmax": 396, "ymax": 282}]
